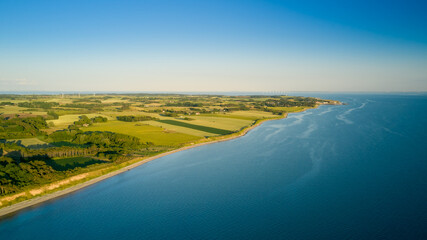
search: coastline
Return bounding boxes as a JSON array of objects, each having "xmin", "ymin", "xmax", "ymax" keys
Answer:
[{"xmin": 0, "ymin": 113, "xmax": 290, "ymax": 219}]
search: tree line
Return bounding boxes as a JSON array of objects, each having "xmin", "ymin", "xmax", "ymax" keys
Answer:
[{"xmin": 116, "ymin": 115, "xmax": 157, "ymax": 122}]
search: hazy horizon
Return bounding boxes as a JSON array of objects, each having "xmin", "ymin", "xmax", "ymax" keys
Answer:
[
  {"xmin": 1, "ymin": 90, "xmax": 427, "ymax": 95},
  {"xmin": 1, "ymin": 0, "xmax": 426, "ymax": 92}
]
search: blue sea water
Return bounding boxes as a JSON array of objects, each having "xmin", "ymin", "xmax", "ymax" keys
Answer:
[{"xmin": 1, "ymin": 94, "xmax": 426, "ymax": 239}]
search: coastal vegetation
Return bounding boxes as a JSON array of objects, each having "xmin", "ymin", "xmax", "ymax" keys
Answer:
[
  {"xmin": 0, "ymin": 93, "xmax": 339, "ymax": 207},
  {"xmin": 156, "ymin": 119, "xmax": 233, "ymax": 135},
  {"xmin": 116, "ymin": 115, "xmax": 158, "ymax": 122}
]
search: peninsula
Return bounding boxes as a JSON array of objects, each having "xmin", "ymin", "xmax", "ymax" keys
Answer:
[{"xmin": 0, "ymin": 93, "xmax": 340, "ymax": 217}]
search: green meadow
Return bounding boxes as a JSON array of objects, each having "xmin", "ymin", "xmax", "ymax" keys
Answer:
[
  {"xmin": 156, "ymin": 119, "xmax": 233, "ymax": 135},
  {"xmin": 82, "ymin": 121, "xmax": 201, "ymax": 146},
  {"xmin": 1, "ymin": 93, "xmax": 337, "ymax": 204},
  {"xmin": 6, "ymin": 137, "xmax": 50, "ymax": 148}
]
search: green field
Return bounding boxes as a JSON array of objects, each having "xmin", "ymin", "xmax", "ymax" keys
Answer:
[
  {"xmin": 145, "ymin": 120, "xmax": 218, "ymax": 137},
  {"xmin": 82, "ymin": 121, "xmax": 201, "ymax": 146},
  {"xmin": 7, "ymin": 138, "xmax": 50, "ymax": 148},
  {"xmin": 156, "ymin": 119, "xmax": 233, "ymax": 135},
  {"xmin": 268, "ymin": 106, "xmax": 308, "ymax": 113},
  {"xmin": 180, "ymin": 116, "xmax": 254, "ymax": 131}
]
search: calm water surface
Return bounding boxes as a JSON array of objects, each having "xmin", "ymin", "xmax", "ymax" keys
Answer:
[{"xmin": 1, "ymin": 94, "xmax": 427, "ymax": 239}]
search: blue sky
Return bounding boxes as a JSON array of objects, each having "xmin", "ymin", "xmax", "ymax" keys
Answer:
[{"xmin": 1, "ymin": 0, "xmax": 426, "ymax": 92}]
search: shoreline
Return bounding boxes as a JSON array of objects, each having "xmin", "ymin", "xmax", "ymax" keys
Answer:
[{"xmin": 0, "ymin": 113, "xmax": 289, "ymax": 219}]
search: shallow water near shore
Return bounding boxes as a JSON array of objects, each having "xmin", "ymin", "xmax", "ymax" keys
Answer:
[{"xmin": 1, "ymin": 94, "xmax": 427, "ymax": 239}]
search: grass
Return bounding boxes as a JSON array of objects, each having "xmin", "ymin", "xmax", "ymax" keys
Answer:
[
  {"xmin": 101, "ymin": 98, "xmax": 128, "ymax": 104},
  {"xmin": 175, "ymin": 116, "xmax": 253, "ymax": 131},
  {"xmin": 201, "ymin": 110, "xmax": 277, "ymax": 120},
  {"xmin": 0, "ymin": 105, "xmax": 47, "ymax": 115},
  {"xmin": 103, "ymin": 111, "xmax": 159, "ymax": 118},
  {"xmin": 200, "ymin": 113, "xmax": 258, "ymax": 120},
  {"xmin": 145, "ymin": 120, "xmax": 218, "ymax": 137},
  {"xmin": 6, "ymin": 138, "xmax": 51, "ymax": 148},
  {"xmin": 82, "ymin": 121, "xmax": 201, "ymax": 146},
  {"xmin": 268, "ymin": 106, "xmax": 309, "ymax": 112},
  {"xmin": 156, "ymin": 119, "xmax": 233, "ymax": 135},
  {"xmin": 52, "ymin": 109, "xmax": 93, "ymax": 116},
  {"xmin": 229, "ymin": 110, "xmax": 278, "ymax": 118}
]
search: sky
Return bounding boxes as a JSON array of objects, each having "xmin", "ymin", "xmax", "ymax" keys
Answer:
[{"xmin": 0, "ymin": 0, "xmax": 426, "ymax": 92}]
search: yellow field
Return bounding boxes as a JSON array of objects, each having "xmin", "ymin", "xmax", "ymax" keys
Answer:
[
  {"xmin": 0, "ymin": 105, "xmax": 47, "ymax": 115},
  {"xmin": 101, "ymin": 98, "xmax": 129, "ymax": 104},
  {"xmin": 201, "ymin": 111, "xmax": 277, "ymax": 120},
  {"xmin": 47, "ymin": 113, "xmax": 113, "ymax": 128},
  {"xmin": 228, "ymin": 110, "xmax": 277, "ymax": 119},
  {"xmin": 102, "ymin": 111, "xmax": 159, "ymax": 118}
]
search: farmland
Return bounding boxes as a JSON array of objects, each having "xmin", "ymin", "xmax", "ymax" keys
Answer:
[
  {"xmin": 47, "ymin": 113, "xmax": 113, "ymax": 128},
  {"xmin": 157, "ymin": 120, "xmax": 233, "ymax": 135},
  {"xmin": 82, "ymin": 121, "xmax": 201, "ymax": 146},
  {"xmin": 0, "ymin": 93, "xmax": 339, "ymax": 206}
]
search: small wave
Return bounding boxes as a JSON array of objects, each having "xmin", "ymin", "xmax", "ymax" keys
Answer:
[
  {"xmin": 293, "ymin": 142, "xmax": 329, "ymax": 185},
  {"xmin": 269, "ymin": 142, "xmax": 331, "ymax": 198},
  {"xmin": 382, "ymin": 127, "xmax": 406, "ymax": 137},
  {"xmin": 336, "ymin": 114, "xmax": 353, "ymax": 124},
  {"xmin": 264, "ymin": 128, "xmax": 284, "ymax": 141},
  {"xmin": 318, "ymin": 106, "xmax": 334, "ymax": 116},
  {"xmin": 299, "ymin": 123, "xmax": 317, "ymax": 138},
  {"xmin": 336, "ymin": 102, "xmax": 368, "ymax": 124},
  {"xmin": 264, "ymin": 112, "xmax": 313, "ymax": 141}
]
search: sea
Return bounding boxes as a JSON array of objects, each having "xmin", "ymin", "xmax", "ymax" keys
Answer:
[{"xmin": 1, "ymin": 93, "xmax": 426, "ymax": 239}]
